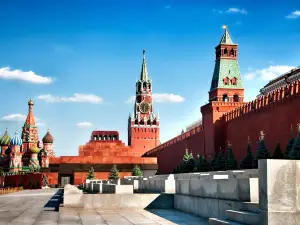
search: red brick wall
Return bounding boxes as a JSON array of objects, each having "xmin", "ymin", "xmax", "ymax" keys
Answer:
[
  {"xmin": 146, "ymin": 81, "xmax": 300, "ymax": 174},
  {"xmin": 146, "ymin": 126, "xmax": 204, "ymax": 174},
  {"xmin": 43, "ymin": 172, "xmax": 58, "ymax": 186}
]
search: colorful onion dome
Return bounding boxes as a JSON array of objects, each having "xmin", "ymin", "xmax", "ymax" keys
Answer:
[
  {"xmin": 10, "ymin": 131, "xmax": 23, "ymax": 146},
  {"xmin": 30, "ymin": 143, "xmax": 40, "ymax": 154},
  {"xmin": 42, "ymin": 129, "xmax": 53, "ymax": 143},
  {"xmin": 0, "ymin": 129, "xmax": 10, "ymax": 146}
]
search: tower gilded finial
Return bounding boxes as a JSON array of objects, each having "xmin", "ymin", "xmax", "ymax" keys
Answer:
[{"xmin": 222, "ymin": 25, "xmax": 227, "ymax": 29}]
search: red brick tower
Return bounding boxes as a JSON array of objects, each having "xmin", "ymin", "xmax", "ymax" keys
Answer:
[
  {"xmin": 201, "ymin": 26, "xmax": 245, "ymax": 156},
  {"xmin": 128, "ymin": 50, "xmax": 160, "ymax": 153}
]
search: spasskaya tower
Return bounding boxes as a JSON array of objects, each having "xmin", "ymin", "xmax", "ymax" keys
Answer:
[{"xmin": 128, "ymin": 50, "xmax": 160, "ymax": 153}]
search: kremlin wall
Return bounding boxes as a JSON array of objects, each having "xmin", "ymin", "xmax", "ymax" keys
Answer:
[{"xmin": 144, "ymin": 27, "xmax": 300, "ymax": 174}]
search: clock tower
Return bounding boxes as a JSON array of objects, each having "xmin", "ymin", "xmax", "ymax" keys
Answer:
[{"xmin": 128, "ymin": 50, "xmax": 160, "ymax": 154}]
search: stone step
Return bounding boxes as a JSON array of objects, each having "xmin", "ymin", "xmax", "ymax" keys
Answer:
[
  {"xmin": 226, "ymin": 210, "xmax": 260, "ymax": 225},
  {"xmin": 241, "ymin": 202, "xmax": 260, "ymax": 213},
  {"xmin": 209, "ymin": 218, "xmax": 245, "ymax": 225}
]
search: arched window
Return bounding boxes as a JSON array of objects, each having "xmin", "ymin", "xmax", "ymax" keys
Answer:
[
  {"xmin": 224, "ymin": 48, "xmax": 228, "ymax": 56},
  {"xmin": 233, "ymin": 94, "xmax": 239, "ymax": 102},
  {"xmin": 222, "ymin": 94, "xmax": 229, "ymax": 102}
]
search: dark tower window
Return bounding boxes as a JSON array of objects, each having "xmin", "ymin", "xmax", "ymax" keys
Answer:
[
  {"xmin": 230, "ymin": 48, "xmax": 234, "ymax": 56},
  {"xmin": 222, "ymin": 94, "xmax": 229, "ymax": 102},
  {"xmin": 231, "ymin": 77, "xmax": 237, "ymax": 85},
  {"xmin": 233, "ymin": 94, "xmax": 239, "ymax": 102},
  {"xmin": 223, "ymin": 77, "xmax": 229, "ymax": 85},
  {"xmin": 224, "ymin": 48, "xmax": 228, "ymax": 56}
]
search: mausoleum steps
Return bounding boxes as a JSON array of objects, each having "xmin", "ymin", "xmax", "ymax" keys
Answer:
[
  {"xmin": 209, "ymin": 218, "xmax": 245, "ymax": 225},
  {"xmin": 226, "ymin": 210, "xmax": 260, "ymax": 225}
]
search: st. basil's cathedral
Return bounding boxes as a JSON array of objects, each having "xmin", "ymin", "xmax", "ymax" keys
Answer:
[{"xmin": 0, "ymin": 98, "xmax": 55, "ymax": 172}]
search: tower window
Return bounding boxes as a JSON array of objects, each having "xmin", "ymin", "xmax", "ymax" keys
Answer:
[
  {"xmin": 223, "ymin": 77, "xmax": 229, "ymax": 85},
  {"xmin": 230, "ymin": 48, "xmax": 234, "ymax": 56},
  {"xmin": 222, "ymin": 94, "xmax": 229, "ymax": 102},
  {"xmin": 233, "ymin": 94, "xmax": 239, "ymax": 102},
  {"xmin": 231, "ymin": 77, "xmax": 237, "ymax": 85},
  {"xmin": 224, "ymin": 48, "xmax": 228, "ymax": 56}
]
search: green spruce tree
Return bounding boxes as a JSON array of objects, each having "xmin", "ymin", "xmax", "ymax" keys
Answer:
[
  {"xmin": 132, "ymin": 165, "xmax": 143, "ymax": 176},
  {"xmin": 225, "ymin": 142, "xmax": 237, "ymax": 170},
  {"xmin": 288, "ymin": 124, "xmax": 300, "ymax": 159},
  {"xmin": 214, "ymin": 148, "xmax": 226, "ymax": 171},
  {"xmin": 284, "ymin": 125, "xmax": 295, "ymax": 159},
  {"xmin": 181, "ymin": 148, "xmax": 195, "ymax": 173},
  {"xmin": 272, "ymin": 142, "xmax": 284, "ymax": 159},
  {"xmin": 195, "ymin": 154, "xmax": 210, "ymax": 172},
  {"xmin": 253, "ymin": 131, "xmax": 270, "ymax": 168},
  {"xmin": 210, "ymin": 151, "xmax": 218, "ymax": 171},
  {"xmin": 109, "ymin": 165, "xmax": 120, "ymax": 179},
  {"xmin": 86, "ymin": 167, "xmax": 96, "ymax": 180},
  {"xmin": 240, "ymin": 137, "xmax": 253, "ymax": 169}
]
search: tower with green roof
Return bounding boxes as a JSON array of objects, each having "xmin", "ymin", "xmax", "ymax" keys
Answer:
[{"xmin": 201, "ymin": 26, "xmax": 245, "ymax": 156}]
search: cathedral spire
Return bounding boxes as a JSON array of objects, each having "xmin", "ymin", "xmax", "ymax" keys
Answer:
[
  {"xmin": 25, "ymin": 98, "xmax": 35, "ymax": 126},
  {"xmin": 140, "ymin": 49, "xmax": 149, "ymax": 81}
]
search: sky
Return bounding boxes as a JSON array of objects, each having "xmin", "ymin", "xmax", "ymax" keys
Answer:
[{"xmin": 0, "ymin": 0, "xmax": 299, "ymax": 156}]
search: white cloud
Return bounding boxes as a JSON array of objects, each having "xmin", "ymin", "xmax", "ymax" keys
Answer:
[
  {"xmin": 125, "ymin": 93, "xmax": 185, "ymax": 104},
  {"xmin": 0, "ymin": 67, "xmax": 53, "ymax": 84},
  {"xmin": 1, "ymin": 114, "xmax": 26, "ymax": 121},
  {"xmin": 76, "ymin": 122, "xmax": 93, "ymax": 128},
  {"xmin": 153, "ymin": 93, "xmax": 185, "ymax": 103},
  {"xmin": 0, "ymin": 114, "xmax": 42, "ymax": 123},
  {"xmin": 36, "ymin": 122, "xmax": 45, "ymax": 127},
  {"xmin": 37, "ymin": 93, "xmax": 104, "ymax": 104},
  {"xmin": 244, "ymin": 65, "xmax": 295, "ymax": 81},
  {"xmin": 227, "ymin": 8, "xmax": 247, "ymax": 14},
  {"xmin": 286, "ymin": 10, "xmax": 300, "ymax": 19}
]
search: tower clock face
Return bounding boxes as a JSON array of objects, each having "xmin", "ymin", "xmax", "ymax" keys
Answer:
[{"xmin": 139, "ymin": 102, "xmax": 151, "ymax": 113}]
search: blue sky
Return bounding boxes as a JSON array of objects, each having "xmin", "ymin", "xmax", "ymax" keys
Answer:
[{"xmin": 0, "ymin": 0, "xmax": 299, "ymax": 156}]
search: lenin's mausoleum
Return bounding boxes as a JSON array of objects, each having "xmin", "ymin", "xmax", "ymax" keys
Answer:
[{"xmin": 1, "ymin": 27, "xmax": 300, "ymax": 186}]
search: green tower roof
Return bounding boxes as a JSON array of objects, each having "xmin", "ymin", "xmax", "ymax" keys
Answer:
[
  {"xmin": 219, "ymin": 26, "xmax": 233, "ymax": 45},
  {"xmin": 210, "ymin": 27, "xmax": 243, "ymax": 91}
]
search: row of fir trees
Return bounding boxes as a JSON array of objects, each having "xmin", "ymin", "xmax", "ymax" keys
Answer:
[
  {"xmin": 172, "ymin": 125, "xmax": 300, "ymax": 173},
  {"xmin": 86, "ymin": 165, "xmax": 143, "ymax": 180}
]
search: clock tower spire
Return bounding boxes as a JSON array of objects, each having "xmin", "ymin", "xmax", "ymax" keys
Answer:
[{"xmin": 128, "ymin": 50, "xmax": 160, "ymax": 154}]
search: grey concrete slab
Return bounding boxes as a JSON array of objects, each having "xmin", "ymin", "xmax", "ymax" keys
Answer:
[{"xmin": 0, "ymin": 188, "xmax": 208, "ymax": 225}]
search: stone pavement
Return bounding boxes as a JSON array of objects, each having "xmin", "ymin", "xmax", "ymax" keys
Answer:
[{"xmin": 0, "ymin": 189, "xmax": 208, "ymax": 225}]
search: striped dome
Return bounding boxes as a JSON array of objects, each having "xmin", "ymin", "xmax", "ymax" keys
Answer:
[
  {"xmin": 10, "ymin": 132, "xmax": 23, "ymax": 146},
  {"xmin": 0, "ymin": 129, "xmax": 10, "ymax": 146},
  {"xmin": 42, "ymin": 129, "xmax": 54, "ymax": 143},
  {"xmin": 30, "ymin": 143, "xmax": 40, "ymax": 154}
]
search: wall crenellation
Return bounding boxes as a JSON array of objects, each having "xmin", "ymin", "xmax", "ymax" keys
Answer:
[
  {"xmin": 224, "ymin": 80, "xmax": 300, "ymax": 122},
  {"xmin": 144, "ymin": 125, "xmax": 203, "ymax": 156}
]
